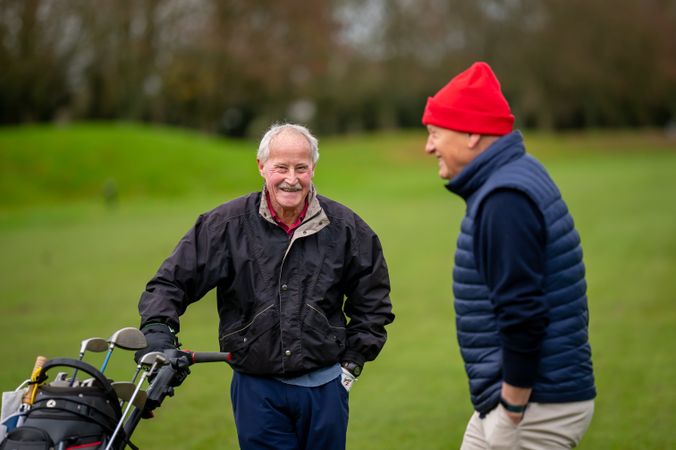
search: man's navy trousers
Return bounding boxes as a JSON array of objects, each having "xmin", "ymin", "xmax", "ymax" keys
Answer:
[{"xmin": 231, "ymin": 372, "xmax": 349, "ymax": 450}]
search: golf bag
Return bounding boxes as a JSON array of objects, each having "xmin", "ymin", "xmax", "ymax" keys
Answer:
[
  {"xmin": 2, "ymin": 335, "xmax": 231, "ymax": 450},
  {"xmin": 0, "ymin": 358, "xmax": 124, "ymax": 450}
]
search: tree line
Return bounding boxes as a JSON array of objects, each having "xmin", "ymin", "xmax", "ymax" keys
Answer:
[{"xmin": 1, "ymin": 0, "xmax": 674, "ymax": 136}]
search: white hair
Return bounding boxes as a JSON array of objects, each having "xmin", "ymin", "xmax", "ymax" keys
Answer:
[{"xmin": 257, "ymin": 123, "xmax": 319, "ymax": 165}]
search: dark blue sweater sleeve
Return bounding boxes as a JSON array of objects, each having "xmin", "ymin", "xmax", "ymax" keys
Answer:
[{"xmin": 474, "ymin": 189, "xmax": 549, "ymax": 388}]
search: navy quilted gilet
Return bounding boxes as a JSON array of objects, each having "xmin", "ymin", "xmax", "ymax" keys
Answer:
[{"xmin": 447, "ymin": 131, "xmax": 596, "ymax": 413}]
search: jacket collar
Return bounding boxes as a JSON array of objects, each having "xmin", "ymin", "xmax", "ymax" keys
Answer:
[
  {"xmin": 259, "ymin": 184, "xmax": 330, "ymax": 261},
  {"xmin": 445, "ymin": 130, "xmax": 525, "ymax": 200},
  {"xmin": 259, "ymin": 184, "xmax": 322, "ymax": 225}
]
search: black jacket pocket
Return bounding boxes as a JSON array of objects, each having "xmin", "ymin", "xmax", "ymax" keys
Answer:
[
  {"xmin": 301, "ymin": 303, "xmax": 346, "ymax": 367},
  {"xmin": 219, "ymin": 303, "xmax": 279, "ymax": 374}
]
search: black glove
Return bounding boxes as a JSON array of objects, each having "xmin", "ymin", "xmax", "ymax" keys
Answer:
[{"xmin": 134, "ymin": 323, "xmax": 179, "ymax": 364}]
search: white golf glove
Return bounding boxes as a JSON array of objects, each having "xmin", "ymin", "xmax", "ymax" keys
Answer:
[{"xmin": 340, "ymin": 367, "xmax": 357, "ymax": 392}]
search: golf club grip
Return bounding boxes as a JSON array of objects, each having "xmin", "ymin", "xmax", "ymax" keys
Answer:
[
  {"xmin": 22, "ymin": 355, "xmax": 47, "ymax": 404},
  {"xmin": 190, "ymin": 351, "xmax": 231, "ymax": 364}
]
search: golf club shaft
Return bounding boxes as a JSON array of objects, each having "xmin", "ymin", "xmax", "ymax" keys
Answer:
[
  {"xmin": 130, "ymin": 366, "xmax": 142, "ymax": 384},
  {"xmin": 105, "ymin": 367, "xmax": 154, "ymax": 450},
  {"xmin": 68, "ymin": 352, "xmax": 86, "ymax": 387},
  {"xmin": 100, "ymin": 345, "xmax": 114, "ymax": 373}
]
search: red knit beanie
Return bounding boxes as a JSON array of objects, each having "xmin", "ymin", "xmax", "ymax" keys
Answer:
[{"xmin": 422, "ymin": 62, "xmax": 514, "ymax": 135}]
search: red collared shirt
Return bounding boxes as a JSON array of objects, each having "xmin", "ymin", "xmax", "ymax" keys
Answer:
[{"xmin": 265, "ymin": 190, "xmax": 309, "ymax": 236}]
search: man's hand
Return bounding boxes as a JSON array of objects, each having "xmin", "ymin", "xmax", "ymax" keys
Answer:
[
  {"xmin": 500, "ymin": 382, "xmax": 531, "ymax": 425},
  {"xmin": 134, "ymin": 323, "xmax": 179, "ymax": 363},
  {"xmin": 340, "ymin": 367, "xmax": 356, "ymax": 392},
  {"xmin": 339, "ymin": 361, "xmax": 362, "ymax": 392}
]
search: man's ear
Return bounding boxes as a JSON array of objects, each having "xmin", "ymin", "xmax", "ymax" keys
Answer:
[
  {"xmin": 257, "ymin": 159, "xmax": 265, "ymax": 177},
  {"xmin": 468, "ymin": 134, "xmax": 482, "ymax": 149}
]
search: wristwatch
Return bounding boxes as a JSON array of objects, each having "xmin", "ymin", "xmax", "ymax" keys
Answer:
[
  {"xmin": 341, "ymin": 361, "xmax": 362, "ymax": 377},
  {"xmin": 499, "ymin": 396, "xmax": 528, "ymax": 414}
]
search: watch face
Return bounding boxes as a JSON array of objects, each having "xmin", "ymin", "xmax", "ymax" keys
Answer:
[{"xmin": 342, "ymin": 362, "xmax": 362, "ymax": 376}]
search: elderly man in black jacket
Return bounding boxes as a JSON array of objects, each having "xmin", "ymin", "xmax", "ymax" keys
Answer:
[{"xmin": 136, "ymin": 123, "xmax": 394, "ymax": 450}]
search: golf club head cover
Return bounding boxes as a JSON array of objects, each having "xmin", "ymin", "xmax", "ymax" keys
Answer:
[{"xmin": 134, "ymin": 323, "xmax": 179, "ymax": 364}]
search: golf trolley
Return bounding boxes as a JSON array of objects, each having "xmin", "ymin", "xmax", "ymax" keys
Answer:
[{"xmin": 0, "ymin": 327, "xmax": 231, "ymax": 450}]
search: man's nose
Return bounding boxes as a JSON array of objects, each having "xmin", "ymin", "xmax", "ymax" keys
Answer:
[
  {"xmin": 424, "ymin": 137, "xmax": 435, "ymax": 154},
  {"xmin": 285, "ymin": 168, "xmax": 299, "ymax": 182}
]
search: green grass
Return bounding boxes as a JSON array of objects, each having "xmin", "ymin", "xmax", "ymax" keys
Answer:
[
  {"xmin": 1, "ymin": 123, "xmax": 675, "ymax": 449},
  {"xmin": 0, "ymin": 122, "xmax": 258, "ymax": 208}
]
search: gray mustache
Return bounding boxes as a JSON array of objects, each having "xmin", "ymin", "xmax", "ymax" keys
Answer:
[{"xmin": 279, "ymin": 182, "xmax": 302, "ymax": 192}]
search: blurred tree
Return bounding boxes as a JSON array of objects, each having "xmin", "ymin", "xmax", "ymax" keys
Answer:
[
  {"xmin": 0, "ymin": 0, "xmax": 73, "ymax": 122},
  {"xmin": 502, "ymin": 0, "xmax": 676, "ymax": 129},
  {"xmin": 77, "ymin": 0, "xmax": 162, "ymax": 120},
  {"xmin": 0, "ymin": 0, "xmax": 673, "ymax": 134},
  {"xmin": 140, "ymin": 0, "xmax": 338, "ymax": 135}
]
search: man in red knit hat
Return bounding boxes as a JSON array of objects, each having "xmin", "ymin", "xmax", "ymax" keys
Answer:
[{"xmin": 422, "ymin": 62, "xmax": 596, "ymax": 448}]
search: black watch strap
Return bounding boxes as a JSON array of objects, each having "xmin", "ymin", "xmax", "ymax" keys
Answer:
[
  {"xmin": 499, "ymin": 396, "xmax": 528, "ymax": 414},
  {"xmin": 341, "ymin": 361, "xmax": 362, "ymax": 377}
]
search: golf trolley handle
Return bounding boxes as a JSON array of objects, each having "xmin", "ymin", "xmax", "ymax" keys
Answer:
[
  {"xmin": 187, "ymin": 351, "xmax": 232, "ymax": 364},
  {"xmin": 119, "ymin": 350, "xmax": 231, "ymax": 448}
]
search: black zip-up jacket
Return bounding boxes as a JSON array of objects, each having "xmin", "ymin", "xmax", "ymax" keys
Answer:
[{"xmin": 138, "ymin": 187, "xmax": 394, "ymax": 377}]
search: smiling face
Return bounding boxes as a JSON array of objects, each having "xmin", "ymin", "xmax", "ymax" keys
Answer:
[
  {"xmin": 257, "ymin": 129, "xmax": 315, "ymax": 220},
  {"xmin": 424, "ymin": 125, "xmax": 478, "ymax": 180}
]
